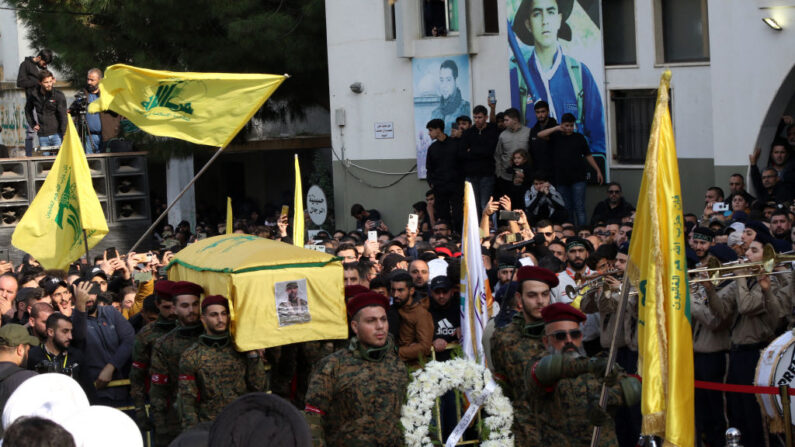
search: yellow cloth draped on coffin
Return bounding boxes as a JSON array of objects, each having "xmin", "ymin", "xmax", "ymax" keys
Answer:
[{"xmin": 167, "ymin": 234, "xmax": 346, "ymax": 351}]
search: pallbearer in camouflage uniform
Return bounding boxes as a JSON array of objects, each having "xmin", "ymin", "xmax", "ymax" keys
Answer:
[
  {"xmin": 177, "ymin": 295, "xmax": 267, "ymax": 430},
  {"xmin": 130, "ymin": 280, "xmax": 176, "ymax": 430},
  {"xmin": 304, "ymin": 291, "xmax": 408, "ymax": 447},
  {"xmin": 490, "ymin": 266, "xmax": 557, "ymax": 445},
  {"xmin": 528, "ymin": 303, "xmax": 641, "ymax": 445},
  {"xmin": 149, "ymin": 281, "xmax": 204, "ymax": 447}
]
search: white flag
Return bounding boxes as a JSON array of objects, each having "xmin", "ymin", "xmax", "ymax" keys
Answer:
[{"xmin": 459, "ymin": 182, "xmax": 494, "ymax": 365}]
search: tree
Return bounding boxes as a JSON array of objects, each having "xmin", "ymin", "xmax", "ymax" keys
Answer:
[{"xmin": 9, "ymin": 0, "xmax": 329, "ymax": 118}]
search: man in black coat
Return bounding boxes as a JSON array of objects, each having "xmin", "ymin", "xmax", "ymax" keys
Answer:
[
  {"xmin": 16, "ymin": 49, "xmax": 53, "ymax": 155},
  {"xmin": 426, "ymin": 119, "xmax": 463, "ymax": 229}
]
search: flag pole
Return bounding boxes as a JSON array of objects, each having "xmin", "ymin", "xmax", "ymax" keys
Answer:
[
  {"xmin": 82, "ymin": 229, "xmax": 90, "ymax": 264},
  {"xmin": 129, "ymin": 146, "xmax": 224, "ymax": 253},
  {"xmin": 590, "ymin": 255, "xmax": 632, "ymax": 447}
]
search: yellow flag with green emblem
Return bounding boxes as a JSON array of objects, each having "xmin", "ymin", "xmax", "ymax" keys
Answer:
[
  {"xmin": 87, "ymin": 64, "xmax": 286, "ymax": 148},
  {"xmin": 626, "ymin": 71, "xmax": 694, "ymax": 447},
  {"xmin": 12, "ymin": 115, "xmax": 109, "ymax": 270}
]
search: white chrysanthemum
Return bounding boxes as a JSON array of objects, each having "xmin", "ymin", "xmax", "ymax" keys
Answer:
[{"xmin": 401, "ymin": 359, "xmax": 514, "ymax": 447}]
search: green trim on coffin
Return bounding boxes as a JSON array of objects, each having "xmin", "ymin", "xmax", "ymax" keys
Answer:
[{"xmin": 167, "ymin": 256, "xmax": 343, "ymax": 274}]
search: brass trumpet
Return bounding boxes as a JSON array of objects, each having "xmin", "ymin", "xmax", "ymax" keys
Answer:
[{"xmin": 564, "ymin": 270, "xmax": 623, "ymax": 298}]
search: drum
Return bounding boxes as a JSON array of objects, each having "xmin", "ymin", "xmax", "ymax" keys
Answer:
[{"xmin": 756, "ymin": 331, "xmax": 795, "ymax": 424}]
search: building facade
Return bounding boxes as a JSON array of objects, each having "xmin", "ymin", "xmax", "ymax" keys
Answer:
[{"xmin": 326, "ymin": 0, "xmax": 795, "ymax": 230}]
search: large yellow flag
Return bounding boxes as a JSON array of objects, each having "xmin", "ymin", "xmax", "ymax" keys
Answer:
[
  {"xmin": 226, "ymin": 197, "xmax": 233, "ymax": 235},
  {"xmin": 626, "ymin": 71, "xmax": 694, "ymax": 447},
  {"xmin": 12, "ymin": 115, "xmax": 109, "ymax": 269},
  {"xmin": 87, "ymin": 64, "xmax": 286, "ymax": 148},
  {"xmin": 292, "ymin": 155, "xmax": 304, "ymax": 247}
]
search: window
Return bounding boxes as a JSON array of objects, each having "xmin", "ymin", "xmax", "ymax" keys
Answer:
[
  {"xmin": 385, "ymin": 1, "xmax": 396, "ymax": 40},
  {"xmin": 660, "ymin": 0, "xmax": 709, "ymax": 63},
  {"xmin": 483, "ymin": 0, "xmax": 499, "ymax": 34},
  {"xmin": 422, "ymin": 0, "xmax": 459, "ymax": 37},
  {"xmin": 602, "ymin": 0, "xmax": 636, "ymax": 65},
  {"xmin": 611, "ymin": 89, "xmax": 666, "ymax": 164}
]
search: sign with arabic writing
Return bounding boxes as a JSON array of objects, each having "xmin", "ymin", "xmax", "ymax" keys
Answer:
[{"xmin": 306, "ymin": 185, "xmax": 327, "ymax": 226}]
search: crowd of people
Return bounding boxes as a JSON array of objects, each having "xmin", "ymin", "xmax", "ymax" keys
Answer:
[{"xmin": 4, "ymin": 48, "xmax": 795, "ymax": 447}]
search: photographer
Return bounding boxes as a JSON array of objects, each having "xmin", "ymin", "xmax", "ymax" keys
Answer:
[
  {"xmin": 69, "ymin": 68, "xmax": 121, "ymax": 153},
  {"xmin": 27, "ymin": 313, "xmax": 92, "ymax": 395}
]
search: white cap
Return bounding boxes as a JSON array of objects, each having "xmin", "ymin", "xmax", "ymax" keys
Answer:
[
  {"xmin": 61, "ymin": 406, "xmax": 142, "ymax": 447},
  {"xmin": 427, "ymin": 258, "xmax": 449, "ymax": 281},
  {"xmin": 3, "ymin": 373, "xmax": 89, "ymax": 430}
]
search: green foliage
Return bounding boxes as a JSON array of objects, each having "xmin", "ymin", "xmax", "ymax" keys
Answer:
[{"xmin": 9, "ymin": 0, "xmax": 329, "ymax": 119}]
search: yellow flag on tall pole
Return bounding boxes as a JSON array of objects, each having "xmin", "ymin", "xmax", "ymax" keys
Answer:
[
  {"xmin": 12, "ymin": 115, "xmax": 109, "ymax": 270},
  {"xmin": 87, "ymin": 64, "xmax": 286, "ymax": 148},
  {"xmin": 292, "ymin": 155, "xmax": 304, "ymax": 247},
  {"xmin": 226, "ymin": 197, "xmax": 233, "ymax": 235},
  {"xmin": 626, "ymin": 71, "xmax": 694, "ymax": 447}
]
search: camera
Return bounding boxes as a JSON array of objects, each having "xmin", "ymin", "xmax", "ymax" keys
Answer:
[{"xmin": 69, "ymin": 91, "xmax": 88, "ymax": 115}]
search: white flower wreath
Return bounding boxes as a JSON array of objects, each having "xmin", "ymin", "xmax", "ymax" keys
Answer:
[{"xmin": 401, "ymin": 358, "xmax": 514, "ymax": 447}]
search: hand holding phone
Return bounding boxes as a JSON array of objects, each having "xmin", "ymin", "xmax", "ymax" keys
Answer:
[
  {"xmin": 407, "ymin": 214, "xmax": 419, "ymax": 233},
  {"xmin": 368, "ymin": 231, "xmax": 378, "ymax": 243}
]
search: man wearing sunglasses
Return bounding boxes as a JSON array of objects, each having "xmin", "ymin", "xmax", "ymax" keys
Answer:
[
  {"xmin": 528, "ymin": 302, "xmax": 640, "ymax": 445},
  {"xmin": 490, "ymin": 265, "xmax": 558, "ymax": 446},
  {"xmin": 590, "ymin": 182, "xmax": 635, "ymax": 226}
]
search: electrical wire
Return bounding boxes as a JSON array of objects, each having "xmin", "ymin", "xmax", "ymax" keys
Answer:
[
  {"xmin": 0, "ymin": 5, "xmax": 94, "ymax": 15},
  {"xmin": 331, "ymin": 128, "xmax": 417, "ymax": 189}
]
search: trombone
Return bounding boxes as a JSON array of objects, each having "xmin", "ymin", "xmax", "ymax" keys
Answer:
[{"xmin": 688, "ymin": 245, "xmax": 795, "ymax": 284}]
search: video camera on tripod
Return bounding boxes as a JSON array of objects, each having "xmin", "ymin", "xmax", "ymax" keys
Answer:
[{"xmin": 68, "ymin": 90, "xmax": 98, "ymax": 152}]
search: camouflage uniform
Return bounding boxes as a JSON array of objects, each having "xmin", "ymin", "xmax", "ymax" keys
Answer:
[
  {"xmin": 149, "ymin": 324, "xmax": 204, "ymax": 447},
  {"xmin": 177, "ymin": 333, "xmax": 268, "ymax": 430},
  {"xmin": 130, "ymin": 316, "xmax": 176, "ymax": 428},
  {"xmin": 271, "ymin": 340, "xmax": 339, "ymax": 409},
  {"xmin": 304, "ymin": 337, "xmax": 408, "ymax": 447},
  {"xmin": 490, "ymin": 314, "xmax": 548, "ymax": 445},
  {"xmin": 526, "ymin": 358, "xmax": 629, "ymax": 446}
]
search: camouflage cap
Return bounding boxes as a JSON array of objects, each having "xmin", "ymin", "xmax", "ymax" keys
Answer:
[
  {"xmin": 285, "ymin": 282, "xmax": 299, "ymax": 290},
  {"xmin": 0, "ymin": 324, "xmax": 40, "ymax": 347}
]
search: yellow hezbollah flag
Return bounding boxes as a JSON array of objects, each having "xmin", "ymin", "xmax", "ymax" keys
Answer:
[
  {"xmin": 167, "ymin": 234, "xmax": 346, "ymax": 350},
  {"xmin": 226, "ymin": 197, "xmax": 233, "ymax": 235},
  {"xmin": 12, "ymin": 115, "xmax": 109, "ymax": 270},
  {"xmin": 87, "ymin": 64, "xmax": 286, "ymax": 147},
  {"xmin": 292, "ymin": 155, "xmax": 304, "ymax": 247},
  {"xmin": 626, "ymin": 71, "xmax": 694, "ymax": 447}
]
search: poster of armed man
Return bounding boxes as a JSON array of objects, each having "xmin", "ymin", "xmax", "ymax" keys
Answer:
[{"xmin": 506, "ymin": 0, "xmax": 608, "ymax": 160}]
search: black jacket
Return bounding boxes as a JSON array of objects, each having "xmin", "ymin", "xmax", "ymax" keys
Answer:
[
  {"xmin": 0, "ymin": 362, "xmax": 37, "ymax": 424},
  {"xmin": 25, "ymin": 87, "xmax": 67, "ymax": 136},
  {"xmin": 16, "ymin": 57, "xmax": 41, "ymax": 97},
  {"xmin": 426, "ymin": 137, "xmax": 462, "ymax": 191},
  {"xmin": 590, "ymin": 197, "xmax": 635, "ymax": 225},
  {"xmin": 460, "ymin": 123, "xmax": 499, "ymax": 177}
]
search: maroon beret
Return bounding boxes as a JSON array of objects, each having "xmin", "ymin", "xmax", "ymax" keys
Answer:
[
  {"xmin": 347, "ymin": 292, "xmax": 389, "ymax": 318},
  {"xmin": 516, "ymin": 266, "xmax": 559, "ymax": 288},
  {"xmin": 541, "ymin": 302, "xmax": 586, "ymax": 324},
  {"xmin": 153, "ymin": 280, "xmax": 175, "ymax": 300},
  {"xmin": 171, "ymin": 281, "xmax": 204, "ymax": 297},
  {"xmin": 201, "ymin": 295, "xmax": 229, "ymax": 312},
  {"xmin": 344, "ymin": 285, "xmax": 370, "ymax": 299}
]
